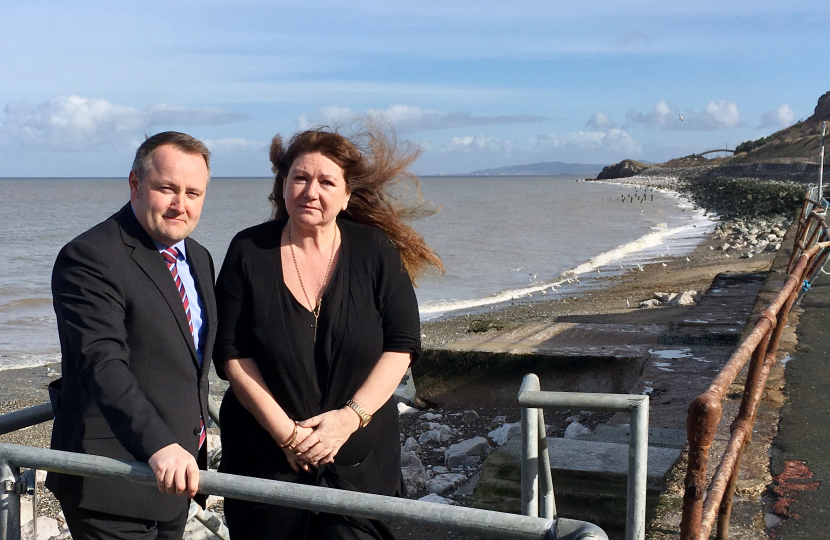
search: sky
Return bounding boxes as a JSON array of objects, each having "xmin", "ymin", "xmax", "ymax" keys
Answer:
[{"xmin": 1, "ymin": 0, "xmax": 828, "ymax": 176}]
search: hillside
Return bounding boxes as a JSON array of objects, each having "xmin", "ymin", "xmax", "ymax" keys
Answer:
[
  {"xmin": 723, "ymin": 90, "xmax": 828, "ymax": 164},
  {"xmin": 468, "ymin": 161, "xmax": 606, "ymax": 176}
]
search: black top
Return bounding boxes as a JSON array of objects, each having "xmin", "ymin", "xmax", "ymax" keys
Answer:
[{"xmin": 213, "ymin": 218, "xmax": 421, "ymax": 496}]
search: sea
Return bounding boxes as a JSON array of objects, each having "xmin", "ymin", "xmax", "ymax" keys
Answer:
[{"xmin": 0, "ymin": 175, "xmax": 715, "ymax": 371}]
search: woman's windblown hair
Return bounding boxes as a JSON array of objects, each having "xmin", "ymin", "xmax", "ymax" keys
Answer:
[{"xmin": 268, "ymin": 121, "xmax": 444, "ymax": 283}]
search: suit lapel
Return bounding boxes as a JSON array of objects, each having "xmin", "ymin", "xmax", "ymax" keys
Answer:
[
  {"xmin": 116, "ymin": 205, "xmax": 199, "ymax": 364},
  {"xmin": 186, "ymin": 237, "xmax": 216, "ymax": 373}
]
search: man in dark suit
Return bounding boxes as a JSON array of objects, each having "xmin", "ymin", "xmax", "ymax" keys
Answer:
[{"xmin": 47, "ymin": 131, "xmax": 217, "ymax": 539}]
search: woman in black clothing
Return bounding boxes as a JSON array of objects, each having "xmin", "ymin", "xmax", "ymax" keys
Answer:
[{"xmin": 213, "ymin": 126, "xmax": 443, "ymax": 539}]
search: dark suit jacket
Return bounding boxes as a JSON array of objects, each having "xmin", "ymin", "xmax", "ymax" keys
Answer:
[{"xmin": 46, "ymin": 203, "xmax": 217, "ymax": 521}]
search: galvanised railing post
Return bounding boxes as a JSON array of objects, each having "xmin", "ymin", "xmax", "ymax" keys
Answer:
[
  {"xmin": 517, "ymin": 388, "xmax": 649, "ymax": 540},
  {"xmin": 537, "ymin": 410, "xmax": 556, "ymax": 520},
  {"xmin": 628, "ymin": 396, "xmax": 649, "ymax": 540},
  {"xmin": 521, "ymin": 374, "xmax": 541, "ymax": 517},
  {"xmin": 0, "ymin": 459, "xmax": 21, "ymax": 540}
]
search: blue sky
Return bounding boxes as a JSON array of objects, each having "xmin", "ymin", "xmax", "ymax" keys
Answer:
[{"xmin": 1, "ymin": 0, "xmax": 827, "ymax": 176}]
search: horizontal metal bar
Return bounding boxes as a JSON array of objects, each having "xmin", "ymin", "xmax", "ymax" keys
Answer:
[
  {"xmin": 0, "ymin": 404, "xmax": 53, "ymax": 436},
  {"xmin": 0, "ymin": 443, "xmax": 604, "ymax": 540},
  {"xmin": 518, "ymin": 391, "xmax": 647, "ymax": 412}
]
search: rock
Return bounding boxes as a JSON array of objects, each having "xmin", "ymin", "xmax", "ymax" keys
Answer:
[
  {"xmin": 183, "ymin": 517, "xmax": 222, "ymax": 540},
  {"xmin": 20, "ymin": 517, "xmax": 61, "ymax": 540},
  {"xmin": 741, "ymin": 252, "xmax": 754, "ymax": 259},
  {"xmin": 397, "ymin": 402, "xmax": 419, "ymax": 415},
  {"xmin": 488, "ymin": 422, "xmax": 521, "ymax": 446},
  {"xmin": 564, "ymin": 421, "xmax": 592, "ymax": 439},
  {"xmin": 432, "ymin": 465, "xmax": 449, "ymax": 475},
  {"xmin": 418, "ymin": 493, "xmax": 453, "ymax": 504},
  {"xmin": 565, "ymin": 414, "xmax": 584, "ymax": 424},
  {"xmin": 654, "ymin": 292, "xmax": 677, "ymax": 302},
  {"xmin": 639, "ymin": 299, "xmax": 660, "ymax": 308},
  {"xmin": 467, "ymin": 319, "xmax": 505, "ymax": 333},
  {"xmin": 492, "ymin": 415, "xmax": 506, "ymax": 424},
  {"xmin": 464, "ymin": 455, "xmax": 482, "ymax": 467},
  {"xmin": 401, "ymin": 449, "xmax": 428, "ymax": 495},
  {"xmin": 420, "ymin": 412, "xmax": 442, "ymax": 421},
  {"xmin": 809, "ymin": 90, "xmax": 830, "ymax": 121},
  {"xmin": 207, "ymin": 434, "xmax": 222, "ymax": 469},
  {"xmin": 462, "ymin": 410, "xmax": 479, "ymax": 421},
  {"xmin": 596, "ymin": 159, "xmax": 648, "ymax": 180},
  {"xmin": 419, "ymin": 424, "xmax": 454, "ymax": 444},
  {"xmin": 426, "ymin": 472, "xmax": 466, "ymax": 495},
  {"xmin": 444, "ymin": 437, "xmax": 491, "ymax": 468},
  {"xmin": 671, "ymin": 290, "xmax": 698, "ymax": 306},
  {"xmin": 403, "ymin": 437, "xmax": 422, "ymax": 453},
  {"xmin": 393, "ymin": 369, "xmax": 418, "ymax": 406}
]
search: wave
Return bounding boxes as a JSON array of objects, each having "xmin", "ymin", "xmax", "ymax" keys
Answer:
[
  {"xmin": 418, "ymin": 221, "xmax": 709, "ymax": 319},
  {"xmin": 0, "ymin": 353, "xmax": 60, "ymax": 371}
]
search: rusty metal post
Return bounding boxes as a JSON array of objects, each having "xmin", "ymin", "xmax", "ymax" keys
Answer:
[
  {"xmin": 680, "ymin": 394, "xmax": 721, "ymax": 540},
  {"xmin": 715, "ymin": 440, "xmax": 745, "ymax": 540}
]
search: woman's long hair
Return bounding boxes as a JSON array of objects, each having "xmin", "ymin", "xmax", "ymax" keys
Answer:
[{"xmin": 268, "ymin": 122, "xmax": 444, "ymax": 283}]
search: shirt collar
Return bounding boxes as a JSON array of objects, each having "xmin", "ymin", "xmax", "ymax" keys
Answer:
[{"xmin": 154, "ymin": 239, "xmax": 187, "ymax": 260}]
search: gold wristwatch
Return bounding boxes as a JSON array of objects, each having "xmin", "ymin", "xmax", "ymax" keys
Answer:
[{"xmin": 345, "ymin": 399, "xmax": 372, "ymax": 428}]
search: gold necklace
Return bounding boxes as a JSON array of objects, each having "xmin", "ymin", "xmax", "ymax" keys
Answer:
[{"xmin": 287, "ymin": 220, "xmax": 337, "ymax": 343}]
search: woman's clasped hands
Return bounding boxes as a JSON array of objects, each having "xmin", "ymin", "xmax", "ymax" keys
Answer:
[{"xmin": 282, "ymin": 407, "xmax": 362, "ymax": 471}]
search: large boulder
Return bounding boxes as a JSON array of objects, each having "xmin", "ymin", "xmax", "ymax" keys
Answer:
[
  {"xmin": 488, "ymin": 422, "xmax": 521, "ymax": 446},
  {"xmin": 20, "ymin": 517, "xmax": 61, "ymax": 540},
  {"xmin": 401, "ymin": 449, "xmax": 429, "ymax": 495},
  {"xmin": 596, "ymin": 159, "xmax": 648, "ymax": 180},
  {"xmin": 426, "ymin": 472, "xmax": 466, "ymax": 495},
  {"xmin": 444, "ymin": 436, "xmax": 491, "ymax": 468}
]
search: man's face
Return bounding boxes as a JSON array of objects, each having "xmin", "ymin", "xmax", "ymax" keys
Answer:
[{"xmin": 129, "ymin": 145, "xmax": 209, "ymax": 246}]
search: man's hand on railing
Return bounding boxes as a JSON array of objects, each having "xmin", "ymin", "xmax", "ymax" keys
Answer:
[{"xmin": 148, "ymin": 443, "xmax": 199, "ymax": 497}]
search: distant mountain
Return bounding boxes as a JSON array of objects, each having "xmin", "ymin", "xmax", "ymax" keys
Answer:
[{"xmin": 467, "ymin": 161, "xmax": 608, "ymax": 176}]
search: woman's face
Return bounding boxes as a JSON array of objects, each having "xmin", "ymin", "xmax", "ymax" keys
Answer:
[{"xmin": 284, "ymin": 152, "xmax": 350, "ymax": 229}]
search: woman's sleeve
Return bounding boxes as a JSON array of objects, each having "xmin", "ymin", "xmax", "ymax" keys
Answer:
[
  {"xmin": 376, "ymin": 235, "xmax": 422, "ymax": 364},
  {"xmin": 213, "ymin": 235, "xmax": 254, "ymax": 379}
]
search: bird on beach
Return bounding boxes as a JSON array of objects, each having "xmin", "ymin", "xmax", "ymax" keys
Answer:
[{"xmin": 626, "ymin": 299, "xmax": 630, "ymax": 307}]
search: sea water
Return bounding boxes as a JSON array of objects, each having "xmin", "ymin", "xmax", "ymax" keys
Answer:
[{"xmin": 0, "ymin": 176, "xmax": 713, "ymax": 370}]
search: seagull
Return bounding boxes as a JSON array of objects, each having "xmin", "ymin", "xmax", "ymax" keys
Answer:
[
  {"xmin": 678, "ymin": 114, "xmax": 684, "ymax": 121},
  {"xmin": 626, "ymin": 299, "xmax": 630, "ymax": 307},
  {"xmin": 686, "ymin": 257, "xmax": 691, "ymax": 262},
  {"xmin": 662, "ymin": 263, "xmax": 667, "ymax": 267},
  {"xmin": 511, "ymin": 266, "xmax": 527, "ymax": 272}
]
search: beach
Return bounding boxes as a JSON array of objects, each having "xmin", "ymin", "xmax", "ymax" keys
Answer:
[{"xmin": 0, "ymin": 194, "xmax": 781, "ymax": 538}]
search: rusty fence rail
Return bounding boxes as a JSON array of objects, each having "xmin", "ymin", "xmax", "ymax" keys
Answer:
[{"xmin": 680, "ymin": 192, "xmax": 830, "ymax": 540}]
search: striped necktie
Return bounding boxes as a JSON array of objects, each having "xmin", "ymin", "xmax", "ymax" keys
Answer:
[
  {"xmin": 161, "ymin": 247, "xmax": 194, "ymax": 338},
  {"xmin": 161, "ymin": 247, "xmax": 206, "ymax": 449}
]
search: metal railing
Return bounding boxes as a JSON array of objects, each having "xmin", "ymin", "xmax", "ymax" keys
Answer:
[
  {"xmin": 0, "ymin": 395, "xmax": 608, "ymax": 540},
  {"xmin": 680, "ymin": 196, "xmax": 830, "ymax": 539},
  {"xmin": 518, "ymin": 374, "xmax": 649, "ymax": 540}
]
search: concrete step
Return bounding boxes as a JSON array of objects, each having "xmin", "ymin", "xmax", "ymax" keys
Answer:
[
  {"xmin": 473, "ymin": 435, "xmax": 682, "ymax": 536},
  {"xmin": 574, "ymin": 424, "xmax": 687, "ymax": 449}
]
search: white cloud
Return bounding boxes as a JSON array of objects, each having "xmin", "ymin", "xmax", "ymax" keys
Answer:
[
  {"xmin": 758, "ymin": 104, "xmax": 795, "ymax": 129},
  {"xmin": 0, "ymin": 95, "xmax": 248, "ymax": 151},
  {"xmin": 627, "ymin": 99, "xmax": 741, "ymax": 131},
  {"xmin": 203, "ymin": 137, "xmax": 268, "ymax": 152},
  {"xmin": 295, "ymin": 104, "xmax": 544, "ymax": 134},
  {"xmin": 585, "ymin": 112, "xmax": 618, "ymax": 130},
  {"xmin": 433, "ymin": 127, "xmax": 641, "ymax": 156}
]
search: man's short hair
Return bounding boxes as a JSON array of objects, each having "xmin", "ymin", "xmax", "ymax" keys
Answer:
[{"xmin": 131, "ymin": 132, "xmax": 211, "ymax": 181}]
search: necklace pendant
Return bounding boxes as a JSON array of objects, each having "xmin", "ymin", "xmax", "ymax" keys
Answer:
[{"xmin": 312, "ymin": 318, "xmax": 318, "ymax": 343}]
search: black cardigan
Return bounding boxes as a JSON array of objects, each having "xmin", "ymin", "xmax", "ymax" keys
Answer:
[{"xmin": 213, "ymin": 218, "xmax": 421, "ymax": 496}]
